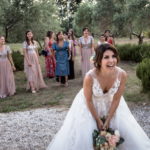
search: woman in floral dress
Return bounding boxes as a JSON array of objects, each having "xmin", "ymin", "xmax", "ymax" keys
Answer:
[{"xmin": 44, "ymin": 31, "xmax": 56, "ymax": 78}]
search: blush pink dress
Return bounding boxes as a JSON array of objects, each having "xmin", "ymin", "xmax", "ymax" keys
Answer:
[
  {"xmin": 79, "ymin": 36, "xmax": 94, "ymax": 77},
  {"xmin": 23, "ymin": 41, "xmax": 47, "ymax": 90},
  {"xmin": 0, "ymin": 46, "xmax": 16, "ymax": 98}
]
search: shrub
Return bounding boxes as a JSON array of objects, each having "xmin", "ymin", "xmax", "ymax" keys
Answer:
[
  {"xmin": 12, "ymin": 51, "xmax": 24, "ymax": 71},
  {"xmin": 136, "ymin": 58, "xmax": 150, "ymax": 91},
  {"xmin": 116, "ymin": 44, "xmax": 150, "ymax": 62}
]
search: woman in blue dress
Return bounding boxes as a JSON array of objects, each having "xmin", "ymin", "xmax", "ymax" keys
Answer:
[{"xmin": 52, "ymin": 31, "xmax": 70, "ymax": 86}]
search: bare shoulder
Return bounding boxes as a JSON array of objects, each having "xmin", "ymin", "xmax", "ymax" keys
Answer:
[
  {"xmin": 83, "ymin": 70, "xmax": 94, "ymax": 86},
  {"xmin": 117, "ymin": 67, "xmax": 127, "ymax": 81},
  {"xmin": 44, "ymin": 37, "xmax": 49, "ymax": 41},
  {"xmin": 84, "ymin": 73, "xmax": 93, "ymax": 84}
]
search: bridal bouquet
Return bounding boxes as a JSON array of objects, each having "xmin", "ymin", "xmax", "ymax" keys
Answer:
[{"xmin": 93, "ymin": 118, "xmax": 124, "ymax": 150}]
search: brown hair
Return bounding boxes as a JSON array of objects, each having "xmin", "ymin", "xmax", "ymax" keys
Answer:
[
  {"xmin": 25, "ymin": 30, "xmax": 34, "ymax": 45},
  {"xmin": 46, "ymin": 31, "xmax": 54, "ymax": 39},
  {"xmin": 94, "ymin": 43, "xmax": 119, "ymax": 70},
  {"xmin": 56, "ymin": 31, "xmax": 63, "ymax": 44},
  {"xmin": 68, "ymin": 29, "xmax": 75, "ymax": 40},
  {"xmin": 82, "ymin": 27, "xmax": 89, "ymax": 33}
]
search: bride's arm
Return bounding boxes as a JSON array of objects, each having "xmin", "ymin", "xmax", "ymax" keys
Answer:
[
  {"xmin": 103, "ymin": 71, "xmax": 127, "ymax": 129},
  {"xmin": 83, "ymin": 75, "xmax": 103, "ymax": 130}
]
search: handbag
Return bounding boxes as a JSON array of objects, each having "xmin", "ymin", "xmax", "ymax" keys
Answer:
[{"xmin": 39, "ymin": 49, "xmax": 48, "ymax": 57}]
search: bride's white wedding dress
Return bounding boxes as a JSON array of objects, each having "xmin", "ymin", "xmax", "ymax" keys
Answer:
[{"xmin": 47, "ymin": 68, "xmax": 150, "ymax": 150}]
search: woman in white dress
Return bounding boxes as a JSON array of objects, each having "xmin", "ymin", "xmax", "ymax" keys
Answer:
[{"xmin": 47, "ymin": 43, "xmax": 150, "ymax": 150}]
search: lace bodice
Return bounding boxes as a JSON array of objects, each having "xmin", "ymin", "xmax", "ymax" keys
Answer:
[
  {"xmin": 87, "ymin": 68, "xmax": 121, "ymax": 117},
  {"xmin": 92, "ymin": 77, "xmax": 120, "ymax": 98}
]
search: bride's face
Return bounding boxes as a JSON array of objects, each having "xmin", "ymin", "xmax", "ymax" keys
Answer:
[{"xmin": 100, "ymin": 50, "xmax": 117, "ymax": 71}]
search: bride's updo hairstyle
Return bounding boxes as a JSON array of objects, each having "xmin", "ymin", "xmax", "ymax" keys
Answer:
[{"xmin": 94, "ymin": 43, "xmax": 119, "ymax": 70}]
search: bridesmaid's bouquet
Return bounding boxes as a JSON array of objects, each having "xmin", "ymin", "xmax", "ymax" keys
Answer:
[{"xmin": 93, "ymin": 118, "xmax": 124, "ymax": 150}]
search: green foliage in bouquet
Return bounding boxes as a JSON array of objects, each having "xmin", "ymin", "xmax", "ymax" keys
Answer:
[
  {"xmin": 12, "ymin": 51, "xmax": 24, "ymax": 71},
  {"xmin": 136, "ymin": 58, "xmax": 150, "ymax": 91}
]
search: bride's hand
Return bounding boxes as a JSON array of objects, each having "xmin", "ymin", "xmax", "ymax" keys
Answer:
[
  {"xmin": 97, "ymin": 119, "xmax": 104, "ymax": 130},
  {"xmin": 103, "ymin": 119, "xmax": 110, "ymax": 130}
]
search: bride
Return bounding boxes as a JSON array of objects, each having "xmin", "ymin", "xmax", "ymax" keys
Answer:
[{"xmin": 47, "ymin": 44, "xmax": 150, "ymax": 150}]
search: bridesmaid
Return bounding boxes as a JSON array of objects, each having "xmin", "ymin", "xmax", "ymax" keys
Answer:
[
  {"xmin": 64, "ymin": 32, "xmax": 75, "ymax": 80},
  {"xmin": 68, "ymin": 29, "xmax": 77, "ymax": 79},
  {"xmin": 23, "ymin": 30, "xmax": 47, "ymax": 93},
  {"xmin": 0, "ymin": 36, "xmax": 16, "ymax": 98},
  {"xmin": 104, "ymin": 30, "xmax": 115, "ymax": 46},
  {"xmin": 52, "ymin": 31, "xmax": 70, "ymax": 87},
  {"xmin": 79, "ymin": 27, "xmax": 94, "ymax": 78},
  {"xmin": 68, "ymin": 28, "xmax": 77, "ymax": 57},
  {"xmin": 44, "ymin": 31, "xmax": 56, "ymax": 78}
]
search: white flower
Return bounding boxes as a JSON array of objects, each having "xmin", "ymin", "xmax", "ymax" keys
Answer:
[
  {"xmin": 115, "ymin": 130, "xmax": 120, "ymax": 137},
  {"xmin": 106, "ymin": 133, "xmax": 111, "ymax": 138}
]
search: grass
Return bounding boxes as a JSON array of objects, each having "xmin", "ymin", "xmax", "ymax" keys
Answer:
[{"xmin": 0, "ymin": 38, "xmax": 149, "ymax": 113}]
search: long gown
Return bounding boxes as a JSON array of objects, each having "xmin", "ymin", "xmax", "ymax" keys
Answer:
[
  {"xmin": 0, "ymin": 46, "xmax": 16, "ymax": 98},
  {"xmin": 68, "ymin": 39, "xmax": 75, "ymax": 80},
  {"xmin": 45, "ymin": 40, "xmax": 56, "ymax": 78},
  {"xmin": 47, "ymin": 67, "xmax": 150, "ymax": 150},
  {"xmin": 23, "ymin": 41, "xmax": 47, "ymax": 90},
  {"xmin": 79, "ymin": 36, "xmax": 94, "ymax": 78}
]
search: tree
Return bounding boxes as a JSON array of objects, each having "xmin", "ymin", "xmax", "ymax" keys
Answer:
[
  {"xmin": 0, "ymin": 0, "xmax": 27, "ymax": 41},
  {"xmin": 73, "ymin": 2, "xmax": 94, "ymax": 36},
  {"xmin": 0, "ymin": 0, "xmax": 61, "ymax": 42},
  {"xmin": 126, "ymin": 0, "xmax": 150, "ymax": 44},
  {"xmin": 56, "ymin": 0, "xmax": 82, "ymax": 30},
  {"xmin": 93, "ymin": 0, "xmax": 115, "ymax": 32},
  {"xmin": 112, "ymin": 0, "xmax": 129, "ymax": 37}
]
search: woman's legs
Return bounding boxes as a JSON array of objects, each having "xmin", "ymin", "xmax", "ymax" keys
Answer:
[
  {"xmin": 65, "ymin": 76, "xmax": 68, "ymax": 87},
  {"xmin": 59, "ymin": 76, "xmax": 61, "ymax": 85},
  {"xmin": 29, "ymin": 81, "xmax": 36, "ymax": 93}
]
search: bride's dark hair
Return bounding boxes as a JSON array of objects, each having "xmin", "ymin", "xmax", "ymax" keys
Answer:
[{"xmin": 94, "ymin": 43, "xmax": 120, "ymax": 70}]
